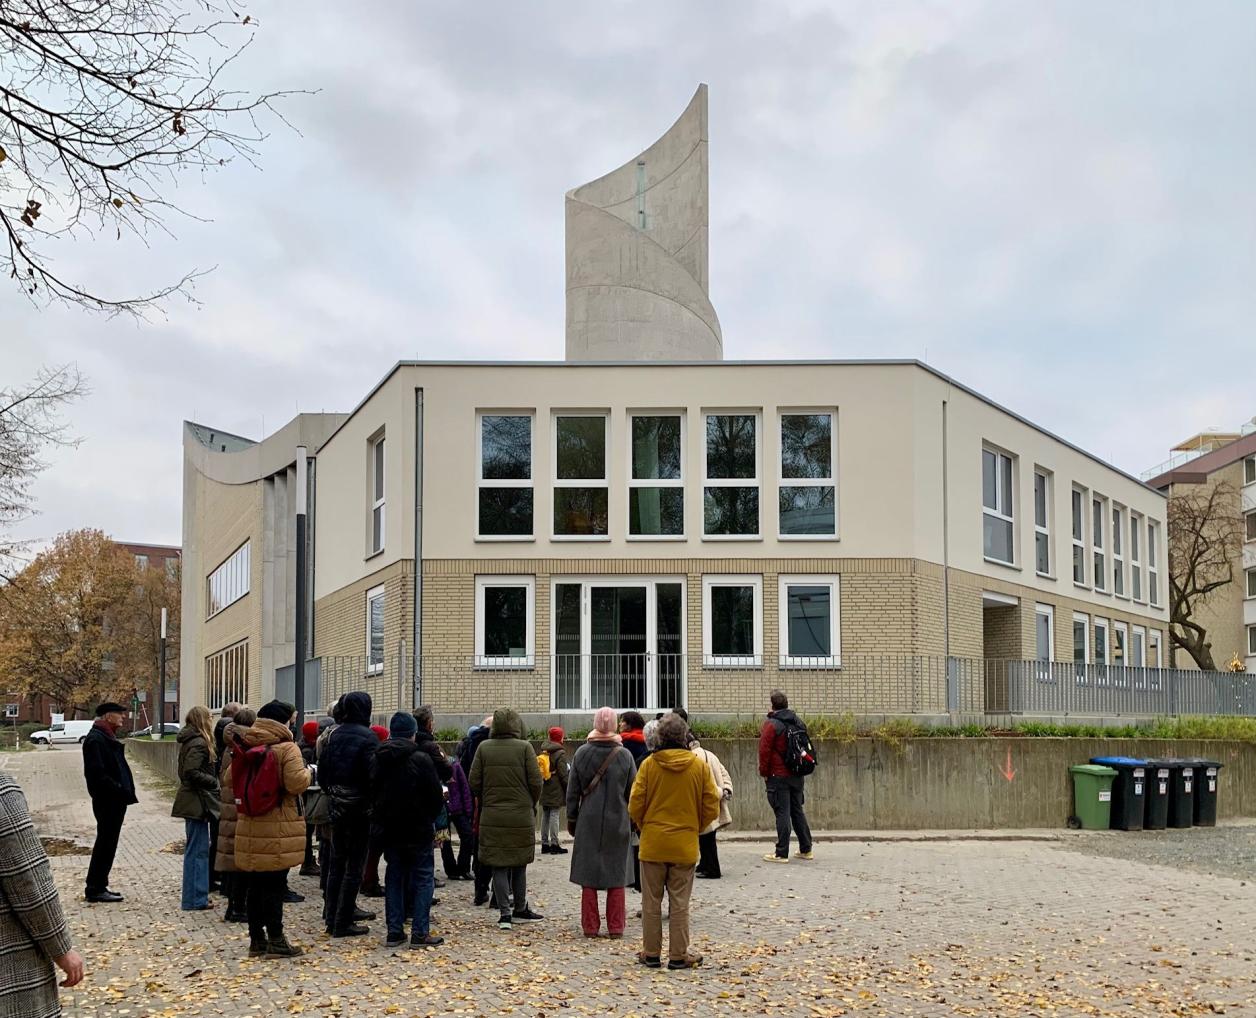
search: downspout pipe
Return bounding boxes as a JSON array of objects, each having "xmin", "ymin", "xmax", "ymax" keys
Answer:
[{"xmin": 413, "ymin": 388, "xmax": 424, "ymax": 709}]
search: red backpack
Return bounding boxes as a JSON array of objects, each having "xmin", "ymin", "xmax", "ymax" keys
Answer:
[{"xmin": 233, "ymin": 742, "xmax": 283, "ymax": 817}]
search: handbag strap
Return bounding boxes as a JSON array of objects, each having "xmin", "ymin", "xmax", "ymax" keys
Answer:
[{"xmin": 579, "ymin": 748, "xmax": 618, "ymax": 805}]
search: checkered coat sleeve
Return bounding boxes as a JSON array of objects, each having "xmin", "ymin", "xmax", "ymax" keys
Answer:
[{"xmin": 0, "ymin": 773, "xmax": 73, "ymax": 1018}]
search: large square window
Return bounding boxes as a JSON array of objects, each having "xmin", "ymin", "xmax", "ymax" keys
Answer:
[
  {"xmin": 630, "ymin": 415, "xmax": 684, "ymax": 537},
  {"xmin": 702, "ymin": 575, "xmax": 762, "ymax": 667},
  {"xmin": 778, "ymin": 575, "xmax": 841, "ymax": 668},
  {"xmin": 474, "ymin": 576, "xmax": 535, "ymax": 668},
  {"xmin": 704, "ymin": 414, "xmax": 759, "ymax": 538},
  {"xmin": 554, "ymin": 414, "xmax": 609, "ymax": 538},
  {"xmin": 477, "ymin": 414, "xmax": 533, "ymax": 539},
  {"xmin": 779, "ymin": 412, "xmax": 836, "ymax": 537}
]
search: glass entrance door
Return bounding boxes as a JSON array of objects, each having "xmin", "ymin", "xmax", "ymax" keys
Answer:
[{"xmin": 552, "ymin": 579, "xmax": 684, "ymax": 710}]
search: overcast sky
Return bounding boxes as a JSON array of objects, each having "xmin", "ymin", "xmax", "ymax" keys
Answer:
[{"xmin": 5, "ymin": 0, "xmax": 1254, "ymax": 551}]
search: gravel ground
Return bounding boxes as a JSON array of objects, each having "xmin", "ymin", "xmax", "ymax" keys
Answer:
[{"xmin": 1056, "ymin": 821, "xmax": 1256, "ymax": 883}]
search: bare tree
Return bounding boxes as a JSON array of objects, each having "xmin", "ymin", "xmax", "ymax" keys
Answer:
[
  {"xmin": 0, "ymin": 0, "xmax": 290, "ymax": 313},
  {"xmin": 1167, "ymin": 480, "xmax": 1244, "ymax": 671},
  {"xmin": 0, "ymin": 364, "xmax": 85, "ymax": 566}
]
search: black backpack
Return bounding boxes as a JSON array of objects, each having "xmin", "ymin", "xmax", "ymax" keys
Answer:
[{"xmin": 779, "ymin": 717, "xmax": 817, "ymax": 776}]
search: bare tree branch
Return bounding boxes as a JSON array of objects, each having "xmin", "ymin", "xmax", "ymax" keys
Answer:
[
  {"xmin": 1167, "ymin": 480, "xmax": 1244, "ymax": 671},
  {"xmin": 0, "ymin": 0, "xmax": 297, "ymax": 314}
]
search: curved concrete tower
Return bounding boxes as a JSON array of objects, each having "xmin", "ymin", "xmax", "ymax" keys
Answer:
[{"xmin": 565, "ymin": 84, "xmax": 722, "ymax": 361}]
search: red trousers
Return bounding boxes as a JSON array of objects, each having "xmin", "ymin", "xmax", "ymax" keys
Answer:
[{"xmin": 581, "ymin": 885, "xmax": 625, "ymax": 936}]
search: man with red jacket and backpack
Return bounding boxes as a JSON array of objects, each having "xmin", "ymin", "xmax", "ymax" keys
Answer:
[{"xmin": 757, "ymin": 690, "xmax": 815, "ymax": 864}]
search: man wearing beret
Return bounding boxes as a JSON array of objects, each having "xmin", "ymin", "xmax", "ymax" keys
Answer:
[{"xmin": 82, "ymin": 702, "xmax": 138, "ymax": 902}]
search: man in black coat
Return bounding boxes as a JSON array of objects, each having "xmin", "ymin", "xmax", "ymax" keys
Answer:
[
  {"xmin": 412, "ymin": 705, "xmax": 453, "ymax": 782},
  {"xmin": 318, "ymin": 691, "xmax": 376, "ymax": 936},
  {"xmin": 371, "ymin": 712, "xmax": 444, "ymax": 948},
  {"xmin": 81, "ymin": 702, "xmax": 138, "ymax": 903}
]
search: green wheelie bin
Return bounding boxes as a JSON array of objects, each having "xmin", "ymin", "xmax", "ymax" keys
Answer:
[{"xmin": 1069, "ymin": 764, "xmax": 1118, "ymax": 830}]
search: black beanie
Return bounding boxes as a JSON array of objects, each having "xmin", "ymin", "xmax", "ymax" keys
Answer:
[{"xmin": 258, "ymin": 700, "xmax": 295, "ymax": 723}]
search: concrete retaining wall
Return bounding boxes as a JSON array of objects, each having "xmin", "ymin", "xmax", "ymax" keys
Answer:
[
  {"xmin": 129, "ymin": 735, "xmax": 1254, "ymax": 830},
  {"xmin": 126, "ymin": 738, "xmax": 180, "ymax": 784}
]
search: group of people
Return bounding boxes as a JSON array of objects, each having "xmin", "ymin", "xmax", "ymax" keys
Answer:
[{"xmin": 0, "ymin": 688, "xmax": 816, "ymax": 1016}]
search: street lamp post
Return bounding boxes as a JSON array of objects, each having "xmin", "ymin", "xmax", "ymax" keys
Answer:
[
  {"xmin": 153, "ymin": 607, "xmax": 166, "ymax": 740},
  {"xmin": 294, "ymin": 448, "xmax": 308, "ymax": 729}
]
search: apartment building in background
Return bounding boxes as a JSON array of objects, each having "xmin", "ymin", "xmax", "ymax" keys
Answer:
[
  {"xmin": 180, "ymin": 86, "xmax": 1173, "ymax": 723},
  {"xmin": 1146, "ymin": 421, "xmax": 1256, "ymax": 673}
]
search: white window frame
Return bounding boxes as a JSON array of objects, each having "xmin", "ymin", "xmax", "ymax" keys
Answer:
[
  {"xmin": 627, "ymin": 411, "xmax": 686, "ymax": 542},
  {"xmin": 1071, "ymin": 486, "xmax": 1088, "ymax": 586},
  {"xmin": 476, "ymin": 411, "xmax": 536, "ymax": 542},
  {"xmin": 702, "ymin": 410, "xmax": 762, "ymax": 541},
  {"xmin": 552, "ymin": 411, "xmax": 610, "ymax": 542},
  {"xmin": 204, "ymin": 639, "xmax": 248, "ymax": 712},
  {"xmin": 777, "ymin": 575, "xmax": 842, "ymax": 669},
  {"xmin": 1033, "ymin": 469, "xmax": 1052, "ymax": 577},
  {"xmin": 702, "ymin": 574, "xmax": 763, "ymax": 667},
  {"xmin": 1148, "ymin": 520, "xmax": 1160, "ymax": 606},
  {"xmin": 982, "ymin": 445, "xmax": 1016, "ymax": 566},
  {"xmin": 206, "ymin": 541, "xmax": 250, "ymax": 619},
  {"xmin": 1092, "ymin": 495, "xmax": 1108, "ymax": 592},
  {"xmin": 1246, "ymin": 567, "xmax": 1256, "ymax": 600},
  {"xmin": 777, "ymin": 409, "xmax": 838, "ymax": 541},
  {"xmin": 1246, "ymin": 510, "xmax": 1256, "ymax": 543},
  {"xmin": 1094, "ymin": 617, "xmax": 1110, "ymax": 666},
  {"xmin": 1072, "ymin": 612, "xmax": 1090, "ymax": 665},
  {"xmin": 369, "ymin": 432, "xmax": 386, "ymax": 556},
  {"xmin": 1113, "ymin": 620, "xmax": 1129, "ymax": 670},
  {"xmin": 365, "ymin": 584, "xmax": 385, "ymax": 675},
  {"xmin": 1034, "ymin": 602, "xmax": 1055, "ymax": 661},
  {"xmin": 1131, "ymin": 625, "xmax": 1146, "ymax": 668},
  {"xmin": 474, "ymin": 575, "xmax": 535, "ymax": 669},
  {"xmin": 1248, "ymin": 624, "xmax": 1256, "ymax": 657},
  {"xmin": 1149, "ymin": 629, "xmax": 1162, "ymax": 669},
  {"xmin": 1112, "ymin": 505, "xmax": 1126, "ymax": 598},
  {"xmin": 1245, "ymin": 455, "xmax": 1256, "ymax": 486},
  {"xmin": 1129, "ymin": 511, "xmax": 1143, "ymax": 603}
]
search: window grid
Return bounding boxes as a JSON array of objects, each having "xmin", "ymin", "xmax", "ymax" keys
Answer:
[
  {"xmin": 205, "ymin": 640, "xmax": 248, "ymax": 711},
  {"xmin": 1071, "ymin": 487, "xmax": 1087, "ymax": 585},
  {"xmin": 370, "ymin": 434, "xmax": 385, "ymax": 555},
  {"xmin": 702, "ymin": 574, "xmax": 763, "ymax": 667},
  {"xmin": 477, "ymin": 412, "xmax": 535, "ymax": 540},
  {"xmin": 982, "ymin": 446, "xmax": 1015, "ymax": 565},
  {"xmin": 1112, "ymin": 506, "xmax": 1125, "ymax": 597},
  {"xmin": 553, "ymin": 412, "xmax": 610, "ymax": 540},
  {"xmin": 778, "ymin": 410, "xmax": 837, "ymax": 539},
  {"xmin": 628, "ymin": 413, "xmax": 685, "ymax": 540},
  {"xmin": 1033, "ymin": 470, "xmax": 1051, "ymax": 576},
  {"xmin": 777, "ymin": 574, "xmax": 841, "ymax": 668},
  {"xmin": 366, "ymin": 584, "xmax": 385, "ymax": 674},
  {"xmin": 206, "ymin": 542, "xmax": 250, "ymax": 619},
  {"xmin": 703, "ymin": 412, "xmax": 761, "ymax": 540},
  {"xmin": 1092, "ymin": 496, "xmax": 1107, "ymax": 592},
  {"xmin": 474, "ymin": 575, "xmax": 535, "ymax": 668},
  {"xmin": 1130, "ymin": 511, "xmax": 1143, "ymax": 602}
]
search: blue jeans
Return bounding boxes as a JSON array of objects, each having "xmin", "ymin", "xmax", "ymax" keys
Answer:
[
  {"xmin": 182, "ymin": 819, "xmax": 210, "ymax": 910},
  {"xmin": 384, "ymin": 843, "xmax": 435, "ymax": 939}
]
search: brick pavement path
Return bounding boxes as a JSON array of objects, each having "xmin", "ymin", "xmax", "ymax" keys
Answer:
[{"xmin": 3, "ymin": 747, "xmax": 1255, "ymax": 1018}]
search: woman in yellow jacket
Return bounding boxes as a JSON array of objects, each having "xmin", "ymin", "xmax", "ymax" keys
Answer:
[{"xmin": 627, "ymin": 714, "xmax": 719, "ymax": 971}]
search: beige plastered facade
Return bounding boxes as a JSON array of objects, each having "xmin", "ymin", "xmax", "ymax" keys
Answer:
[{"xmin": 298, "ymin": 359, "xmax": 1169, "ymax": 716}]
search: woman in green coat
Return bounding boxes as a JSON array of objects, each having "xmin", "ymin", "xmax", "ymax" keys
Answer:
[
  {"xmin": 468, "ymin": 708, "xmax": 543, "ymax": 930},
  {"xmin": 171, "ymin": 706, "xmax": 221, "ymax": 911}
]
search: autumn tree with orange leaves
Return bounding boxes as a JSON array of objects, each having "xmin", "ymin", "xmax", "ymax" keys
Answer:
[{"xmin": 0, "ymin": 528, "xmax": 178, "ymax": 715}]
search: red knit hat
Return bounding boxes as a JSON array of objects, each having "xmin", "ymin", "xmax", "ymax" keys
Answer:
[
  {"xmin": 548, "ymin": 726, "xmax": 564, "ymax": 743},
  {"xmin": 301, "ymin": 720, "xmax": 319, "ymax": 744},
  {"xmin": 371, "ymin": 724, "xmax": 388, "ymax": 742}
]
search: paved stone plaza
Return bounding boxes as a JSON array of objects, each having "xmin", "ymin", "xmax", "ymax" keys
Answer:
[{"xmin": 4, "ymin": 747, "xmax": 1255, "ymax": 1018}]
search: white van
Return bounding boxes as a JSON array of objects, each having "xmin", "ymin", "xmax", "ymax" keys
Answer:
[{"xmin": 28, "ymin": 719, "xmax": 94, "ymax": 745}]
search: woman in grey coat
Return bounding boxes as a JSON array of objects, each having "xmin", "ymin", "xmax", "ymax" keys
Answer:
[
  {"xmin": 565, "ymin": 706, "xmax": 636, "ymax": 938},
  {"xmin": 0, "ymin": 774, "xmax": 84, "ymax": 1018}
]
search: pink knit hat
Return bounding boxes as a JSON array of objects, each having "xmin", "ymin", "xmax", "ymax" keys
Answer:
[{"xmin": 593, "ymin": 706, "xmax": 617, "ymax": 735}]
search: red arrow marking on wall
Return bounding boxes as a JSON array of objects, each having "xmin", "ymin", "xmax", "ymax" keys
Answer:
[{"xmin": 1000, "ymin": 746, "xmax": 1016, "ymax": 782}]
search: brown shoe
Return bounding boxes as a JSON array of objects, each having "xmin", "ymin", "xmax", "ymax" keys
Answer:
[
  {"xmin": 667, "ymin": 953, "xmax": 703, "ymax": 970},
  {"xmin": 264, "ymin": 936, "xmax": 304, "ymax": 959}
]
